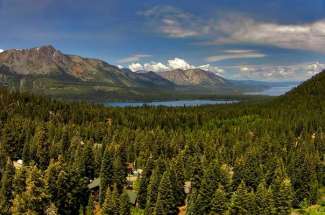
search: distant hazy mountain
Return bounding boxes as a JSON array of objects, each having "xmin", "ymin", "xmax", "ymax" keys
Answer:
[{"xmin": 156, "ymin": 68, "xmax": 239, "ymax": 93}]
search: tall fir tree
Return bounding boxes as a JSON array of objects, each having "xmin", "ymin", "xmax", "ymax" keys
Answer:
[
  {"xmin": 0, "ymin": 158, "xmax": 15, "ymax": 215},
  {"xmin": 210, "ymin": 184, "xmax": 228, "ymax": 215},
  {"xmin": 171, "ymin": 155, "xmax": 186, "ymax": 206},
  {"xmin": 137, "ymin": 158, "xmax": 154, "ymax": 209},
  {"xmin": 256, "ymin": 179, "xmax": 275, "ymax": 215},
  {"xmin": 119, "ymin": 191, "xmax": 131, "ymax": 215},
  {"xmin": 35, "ymin": 125, "xmax": 50, "ymax": 169},
  {"xmin": 81, "ymin": 141, "xmax": 95, "ymax": 179},
  {"xmin": 11, "ymin": 165, "xmax": 50, "ymax": 215},
  {"xmin": 145, "ymin": 168, "xmax": 161, "ymax": 215},
  {"xmin": 85, "ymin": 194, "xmax": 94, "ymax": 215},
  {"xmin": 154, "ymin": 170, "xmax": 178, "ymax": 215},
  {"xmin": 229, "ymin": 181, "xmax": 251, "ymax": 215},
  {"xmin": 102, "ymin": 185, "xmax": 120, "ymax": 215},
  {"xmin": 113, "ymin": 157, "xmax": 126, "ymax": 193},
  {"xmin": 187, "ymin": 160, "xmax": 222, "ymax": 215},
  {"xmin": 13, "ymin": 166, "xmax": 27, "ymax": 195},
  {"xmin": 100, "ymin": 146, "xmax": 114, "ymax": 204},
  {"xmin": 273, "ymin": 178, "xmax": 293, "ymax": 215}
]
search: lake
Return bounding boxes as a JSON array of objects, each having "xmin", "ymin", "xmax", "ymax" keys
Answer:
[
  {"xmin": 104, "ymin": 99, "xmax": 238, "ymax": 107},
  {"xmin": 245, "ymin": 84, "xmax": 298, "ymax": 96}
]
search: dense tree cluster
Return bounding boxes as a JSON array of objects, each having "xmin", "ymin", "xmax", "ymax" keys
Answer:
[{"xmin": 0, "ymin": 71, "xmax": 324, "ymax": 214}]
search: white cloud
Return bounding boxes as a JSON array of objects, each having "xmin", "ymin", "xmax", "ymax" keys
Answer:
[
  {"xmin": 118, "ymin": 54, "xmax": 151, "ymax": 64},
  {"xmin": 117, "ymin": 65, "xmax": 124, "ymax": 69},
  {"xmin": 128, "ymin": 63, "xmax": 144, "ymax": 72},
  {"xmin": 237, "ymin": 62, "xmax": 325, "ymax": 80},
  {"xmin": 141, "ymin": 6, "xmax": 325, "ymax": 53},
  {"xmin": 167, "ymin": 58, "xmax": 194, "ymax": 70},
  {"xmin": 206, "ymin": 50, "xmax": 266, "ymax": 62},
  {"xmin": 127, "ymin": 58, "xmax": 224, "ymax": 75},
  {"xmin": 212, "ymin": 16, "xmax": 325, "ymax": 53},
  {"xmin": 0, "ymin": 49, "xmax": 3, "ymax": 53},
  {"xmin": 198, "ymin": 64, "xmax": 224, "ymax": 74},
  {"xmin": 140, "ymin": 6, "xmax": 207, "ymax": 38},
  {"xmin": 143, "ymin": 62, "xmax": 169, "ymax": 72}
]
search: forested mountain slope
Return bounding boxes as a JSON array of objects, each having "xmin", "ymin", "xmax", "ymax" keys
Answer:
[{"xmin": 0, "ymin": 71, "xmax": 323, "ymax": 214}]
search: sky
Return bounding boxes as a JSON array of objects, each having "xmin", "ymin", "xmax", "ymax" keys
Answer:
[{"xmin": 1, "ymin": 0, "xmax": 325, "ymax": 80}]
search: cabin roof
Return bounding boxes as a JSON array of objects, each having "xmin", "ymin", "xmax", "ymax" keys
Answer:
[
  {"xmin": 126, "ymin": 190, "xmax": 138, "ymax": 205},
  {"xmin": 88, "ymin": 178, "xmax": 138, "ymax": 204},
  {"xmin": 88, "ymin": 178, "xmax": 100, "ymax": 189}
]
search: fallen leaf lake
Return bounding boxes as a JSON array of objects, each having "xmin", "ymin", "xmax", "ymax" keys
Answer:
[{"xmin": 104, "ymin": 84, "xmax": 298, "ymax": 107}]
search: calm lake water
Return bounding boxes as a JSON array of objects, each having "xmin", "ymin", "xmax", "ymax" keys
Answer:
[
  {"xmin": 245, "ymin": 84, "xmax": 298, "ymax": 96},
  {"xmin": 105, "ymin": 99, "xmax": 237, "ymax": 107}
]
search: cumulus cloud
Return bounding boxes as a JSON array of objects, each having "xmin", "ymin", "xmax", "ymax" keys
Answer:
[
  {"xmin": 167, "ymin": 58, "xmax": 194, "ymax": 70},
  {"xmin": 118, "ymin": 54, "xmax": 151, "ymax": 64},
  {"xmin": 143, "ymin": 62, "xmax": 169, "ymax": 72},
  {"xmin": 206, "ymin": 50, "xmax": 266, "ymax": 62},
  {"xmin": 127, "ymin": 57, "xmax": 224, "ymax": 75},
  {"xmin": 141, "ymin": 6, "xmax": 325, "ymax": 53},
  {"xmin": 237, "ymin": 62, "xmax": 325, "ymax": 80},
  {"xmin": 0, "ymin": 49, "xmax": 3, "ymax": 53},
  {"xmin": 128, "ymin": 63, "xmax": 144, "ymax": 72}
]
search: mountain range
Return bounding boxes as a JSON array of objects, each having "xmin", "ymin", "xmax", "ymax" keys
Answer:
[{"xmin": 0, "ymin": 45, "xmax": 288, "ymax": 101}]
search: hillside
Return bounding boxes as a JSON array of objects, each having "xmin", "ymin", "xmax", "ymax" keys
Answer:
[
  {"xmin": 274, "ymin": 70, "xmax": 325, "ymax": 111},
  {"xmin": 284, "ymin": 70, "xmax": 325, "ymax": 99}
]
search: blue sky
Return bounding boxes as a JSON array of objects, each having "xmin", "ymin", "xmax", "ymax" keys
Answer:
[{"xmin": 1, "ymin": 0, "xmax": 325, "ymax": 80}]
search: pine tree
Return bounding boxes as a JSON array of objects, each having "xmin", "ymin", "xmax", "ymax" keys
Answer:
[
  {"xmin": 0, "ymin": 158, "xmax": 15, "ymax": 215},
  {"xmin": 273, "ymin": 178, "xmax": 293, "ymax": 215},
  {"xmin": 60, "ymin": 127, "xmax": 70, "ymax": 158},
  {"xmin": 137, "ymin": 158, "xmax": 154, "ymax": 209},
  {"xmin": 188, "ymin": 160, "xmax": 222, "ymax": 214},
  {"xmin": 22, "ymin": 140, "xmax": 31, "ymax": 164},
  {"xmin": 246, "ymin": 191, "xmax": 257, "ymax": 215},
  {"xmin": 154, "ymin": 170, "xmax": 177, "ymax": 215},
  {"xmin": 256, "ymin": 180, "xmax": 274, "ymax": 215},
  {"xmin": 113, "ymin": 157, "xmax": 126, "ymax": 193},
  {"xmin": 35, "ymin": 125, "xmax": 50, "ymax": 169},
  {"xmin": 210, "ymin": 184, "xmax": 228, "ymax": 215},
  {"xmin": 170, "ymin": 155, "xmax": 185, "ymax": 206},
  {"xmin": 55, "ymin": 169, "xmax": 89, "ymax": 214},
  {"xmin": 13, "ymin": 166, "xmax": 27, "ymax": 194},
  {"xmin": 145, "ymin": 168, "xmax": 161, "ymax": 214},
  {"xmin": 119, "ymin": 191, "xmax": 131, "ymax": 215},
  {"xmin": 229, "ymin": 181, "xmax": 251, "ymax": 215},
  {"xmin": 46, "ymin": 202, "xmax": 59, "ymax": 215},
  {"xmin": 102, "ymin": 185, "xmax": 120, "ymax": 215},
  {"xmin": 11, "ymin": 165, "xmax": 50, "ymax": 215},
  {"xmin": 100, "ymin": 146, "xmax": 114, "ymax": 204},
  {"xmin": 1, "ymin": 117, "xmax": 27, "ymax": 159},
  {"xmin": 45, "ymin": 158, "xmax": 63, "ymax": 205},
  {"xmin": 82, "ymin": 141, "xmax": 95, "ymax": 179},
  {"xmin": 86, "ymin": 194, "xmax": 94, "ymax": 215}
]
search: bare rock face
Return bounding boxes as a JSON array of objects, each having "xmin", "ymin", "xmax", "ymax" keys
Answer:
[
  {"xmin": 0, "ymin": 45, "xmax": 127, "ymax": 82},
  {"xmin": 0, "ymin": 45, "xmax": 64, "ymax": 75}
]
